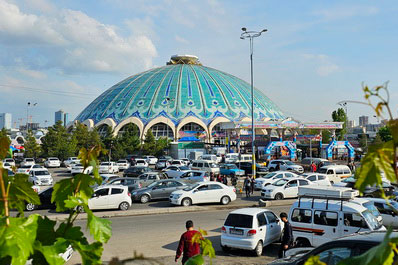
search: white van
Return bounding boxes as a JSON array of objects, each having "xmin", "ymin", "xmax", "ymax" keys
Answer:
[
  {"xmin": 191, "ymin": 160, "xmax": 220, "ymax": 174},
  {"xmin": 225, "ymin": 153, "xmax": 239, "ymax": 163},
  {"xmin": 289, "ymin": 186, "xmax": 385, "ymax": 247},
  {"xmin": 317, "ymin": 165, "xmax": 351, "ymax": 184},
  {"xmin": 199, "ymin": 154, "xmax": 218, "ymax": 164},
  {"xmin": 236, "ymin": 154, "xmax": 252, "ymax": 163}
]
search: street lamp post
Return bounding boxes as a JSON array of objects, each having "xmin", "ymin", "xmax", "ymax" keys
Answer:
[
  {"xmin": 240, "ymin": 27, "xmax": 267, "ymax": 178},
  {"xmin": 26, "ymin": 102, "xmax": 37, "ymax": 132}
]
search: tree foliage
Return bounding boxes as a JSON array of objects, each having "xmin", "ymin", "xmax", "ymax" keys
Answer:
[
  {"xmin": 24, "ymin": 131, "xmax": 41, "ymax": 158},
  {"xmin": 41, "ymin": 121, "xmax": 76, "ymax": 160},
  {"xmin": 71, "ymin": 122, "xmax": 102, "ymax": 154},
  {"xmin": 142, "ymin": 129, "xmax": 169, "ymax": 157},
  {"xmin": 332, "ymin": 108, "xmax": 347, "ymax": 140},
  {"xmin": 377, "ymin": 126, "xmax": 393, "ymax": 142}
]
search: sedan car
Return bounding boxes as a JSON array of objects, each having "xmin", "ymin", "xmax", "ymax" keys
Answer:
[
  {"xmin": 254, "ymin": 171, "xmax": 299, "ymax": 190},
  {"xmin": 123, "ymin": 166, "xmax": 152, "ymax": 178},
  {"xmin": 116, "ymin": 159, "xmax": 130, "ymax": 171},
  {"xmin": 44, "ymin": 157, "xmax": 61, "ymax": 168},
  {"xmin": 134, "ymin": 159, "xmax": 149, "ymax": 167},
  {"xmin": 169, "ymin": 182, "xmax": 237, "ymax": 206},
  {"xmin": 17, "ymin": 164, "xmax": 43, "ymax": 174},
  {"xmin": 175, "ymin": 170, "xmax": 210, "ymax": 183},
  {"xmin": 220, "ymin": 164, "xmax": 245, "ymax": 177},
  {"xmin": 155, "ymin": 159, "xmax": 171, "ymax": 170},
  {"xmin": 71, "ymin": 164, "xmax": 93, "ymax": 175},
  {"xmin": 132, "ymin": 179, "xmax": 188, "ymax": 203},
  {"xmin": 21, "ymin": 158, "xmax": 36, "ymax": 167},
  {"xmin": 261, "ymin": 178, "xmax": 311, "ymax": 200},
  {"xmin": 144, "ymin": 156, "xmax": 158, "ymax": 165},
  {"xmin": 369, "ymin": 198, "xmax": 398, "ymax": 228},
  {"xmin": 3, "ymin": 158, "xmax": 15, "ymax": 167},
  {"xmin": 28, "ymin": 169, "xmax": 53, "ymax": 186},
  {"xmin": 301, "ymin": 173, "xmax": 331, "ymax": 186},
  {"xmin": 163, "ymin": 165, "xmax": 191, "ymax": 178},
  {"xmin": 98, "ymin": 162, "xmax": 119, "ymax": 174}
]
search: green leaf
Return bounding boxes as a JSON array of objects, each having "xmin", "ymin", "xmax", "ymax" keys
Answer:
[
  {"xmin": 52, "ymin": 178, "xmax": 74, "ymax": 212},
  {"xmin": 74, "ymin": 174, "xmax": 96, "ymax": 203},
  {"xmin": 85, "ymin": 205, "xmax": 112, "ymax": 243},
  {"xmin": 33, "ymin": 238, "xmax": 69, "ymax": 265},
  {"xmin": 56, "ymin": 223, "xmax": 88, "ymax": 244},
  {"xmin": 304, "ymin": 256, "xmax": 326, "ymax": 265},
  {"xmin": 0, "ymin": 136, "xmax": 11, "ymax": 160},
  {"xmin": 70, "ymin": 240, "xmax": 103, "ymax": 265},
  {"xmin": 35, "ymin": 216, "xmax": 57, "ymax": 246},
  {"xmin": 388, "ymin": 119, "xmax": 398, "ymax": 145},
  {"xmin": 185, "ymin": 254, "xmax": 205, "ymax": 265},
  {"xmin": 0, "ymin": 215, "xmax": 39, "ymax": 265}
]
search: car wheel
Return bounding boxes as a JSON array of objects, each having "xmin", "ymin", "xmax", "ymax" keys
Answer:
[
  {"xmin": 254, "ymin": 241, "xmax": 263, "ymax": 256},
  {"xmin": 296, "ymin": 238, "xmax": 311, "ymax": 247},
  {"xmin": 274, "ymin": 193, "xmax": 284, "ymax": 200},
  {"xmin": 181, "ymin": 198, "xmax": 192, "ymax": 207},
  {"xmin": 25, "ymin": 203, "xmax": 35, "ymax": 211},
  {"xmin": 140, "ymin": 194, "xmax": 150, "ymax": 204},
  {"xmin": 221, "ymin": 245, "xmax": 230, "ymax": 252},
  {"xmin": 220, "ymin": 196, "xmax": 231, "ymax": 205},
  {"xmin": 119, "ymin": 201, "xmax": 130, "ymax": 211}
]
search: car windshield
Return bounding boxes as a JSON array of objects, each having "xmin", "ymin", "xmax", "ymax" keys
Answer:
[
  {"xmin": 362, "ymin": 210, "xmax": 382, "ymax": 230},
  {"xmin": 147, "ymin": 182, "xmax": 159, "ymax": 188},
  {"xmin": 49, "ymin": 158, "xmax": 58, "ymax": 161},
  {"xmin": 26, "ymin": 159, "xmax": 34, "ymax": 162},
  {"xmin": 224, "ymin": 214, "xmax": 253, "ymax": 228},
  {"xmin": 263, "ymin": 172, "xmax": 277, "ymax": 179},
  {"xmin": 101, "ymin": 162, "xmax": 110, "ymax": 166},
  {"xmin": 183, "ymin": 183, "xmax": 200, "ymax": 191},
  {"xmin": 35, "ymin": 170, "xmax": 49, "ymax": 176},
  {"xmin": 273, "ymin": 179, "xmax": 288, "ymax": 186},
  {"xmin": 363, "ymin": 202, "xmax": 381, "ymax": 218}
]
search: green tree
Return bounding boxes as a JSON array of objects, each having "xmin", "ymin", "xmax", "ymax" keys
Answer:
[
  {"xmin": 321, "ymin": 130, "xmax": 332, "ymax": 144},
  {"xmin": 332, "ymin": 108, "xmax": 347, "ymax": 140},
  {"xmin": 358, "ymin": 133, "xmax": 368, "ymax": 152},
  {"xmin": 377, "ymin": 126, "xmax": 393, "ymax": 142},
  {"xmin": 142, "ymin": 129, "xmax": 156, "ymax": 155},
  {"xmin": 24, "ymin": 131, "xmax": 41, "ymax": 158},
  {"xmin": 41, "ymin": 121, "xmax": 76, "ymax": 160},
  {"xmin": 0, "ymin": 128, "xmax": 7, "ymax": 138},
  {"xmin": 110, "ymin": 124, "xmax": 141, "ymax": 160},
  {"xmin": 72, "ymin": 122, "xmax": 102, "ymax": 153}
]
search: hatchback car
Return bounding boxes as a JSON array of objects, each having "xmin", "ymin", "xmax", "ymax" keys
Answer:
[
  {"xmin": 169, "ymin": 182, "xmax": 236, "ymax": 206},
  {"xmin": 123, "ymin": 166, "xmax": 151, "ymax": 178},
  {"xmin": 116, "ymin": 159, "xmax": 130, "ymax": 171},
  {"xmin": 134, "ymin": 159, "xmax": 149, "ymax": 167},
  {"xmin": 254, "ymin": 171, "xmax": 299, "ymax": 190},
  {"xmin": 132, "ymin": 179, "xmax": 188, "ymax": 203},
  {"xmin": 82, "ymin": 185, "xmax": 132, "ymax": 211},
  {"xmin": 261, "ymin": 178, "xmax": 311, "ymax": 200},
  {"xmin": 163, "ymin": 165, "xmax": 191, "ymax": 178},
  {"xmin": 28, "ymin": 169, "xmax": 53, "ymax": 186},
  {"xmin": 44, "ymin": 157, "xmax": 61, "ymax": 168},
  {"xmin": 221, "ymin": 208, "xmax": 283, "ymax": 256}
]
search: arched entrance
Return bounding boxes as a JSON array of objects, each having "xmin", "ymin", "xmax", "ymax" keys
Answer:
[
  {"xmin": 97, "ymin": 124, "xmax": 110, "ymax": 137},
  {"xmin": 178, "ymin": 122, "xmax": 207, "ymax": 141},
  {"xmin": 149, "ymin": 123, "xmax": 174, "ymax": 140},
  {"xmin": 326, "ymin": 140, "xmax": 355, "ymax": 160},
  {"xmin": 117, "ymin": 123, "xmax": 140, "ymax": 137}
]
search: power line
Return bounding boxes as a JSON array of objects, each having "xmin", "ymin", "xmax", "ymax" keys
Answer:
[{"xmin": 0, "ymin": 84, "xmax": 100, "ymax": 98}]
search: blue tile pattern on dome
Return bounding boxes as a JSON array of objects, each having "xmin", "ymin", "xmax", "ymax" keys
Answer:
[{"xmin": 75, "ymin": 64, "xmax": 285, "ymax": 126}]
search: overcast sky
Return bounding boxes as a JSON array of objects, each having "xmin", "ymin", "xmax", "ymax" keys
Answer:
[{"xmin": 0, "ymin": 0, "xmax": 397, "ymax": 128}]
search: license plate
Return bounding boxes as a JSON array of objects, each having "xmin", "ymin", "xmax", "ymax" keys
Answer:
[{"xmin": 230, "ymin": 229, "xmax": 243, "ymax": 235}]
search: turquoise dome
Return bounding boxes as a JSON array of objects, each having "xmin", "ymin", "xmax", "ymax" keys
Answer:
[{"xmin": 75, "ymin": 63, "xmax": 285, "ymax": 126}]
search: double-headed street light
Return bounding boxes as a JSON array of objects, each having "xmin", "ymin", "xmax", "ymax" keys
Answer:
[{"xmin": 240, "ymin": 27, "xmax": 267, "ymax": 178}]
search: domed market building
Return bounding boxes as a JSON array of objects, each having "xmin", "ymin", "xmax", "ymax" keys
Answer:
[{"xmin": 75, "ymin": 55, "xmax": 286, "ymax": 143}]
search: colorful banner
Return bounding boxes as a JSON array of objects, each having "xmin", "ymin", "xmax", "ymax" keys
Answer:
[
  {"xmin": 178, "ymin": 130, "xmax": 206, "ymax": 138},
  {"xmin": 211, "ymin": 131, "xmax": 226, "ymax": 137},
  {"xmin": 296, "ymin": 134, "xmax": 322, "ymax": 141}
]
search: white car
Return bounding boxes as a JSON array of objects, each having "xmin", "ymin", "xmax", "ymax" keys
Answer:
[
  {"xmin": 163, "ymin": 165, "xmax": 191, "ymax": 178},
  {"xmin": 169, "ymin": 182, "xmax": 237, "ymax": 206},
  {"xmin": 28, "ymin": 169, "xmax": 53, "ymax": 186},
  {"xmin": 268, "ymin": 160, "xmax": 304, "ymax": 173},
  {"xmin": 84, "ymin": 185, "xmax": 132, "ymax": 211},
  {"xmin": 261, "ymin": 178, "xmax": 312, "ymax": 200},
  {"xmin": 301, "ymin": 173, "xmax": 331, "ymax": 186},
  {"xmin": 63, "ymin": 157, "xmax": 80, "ymax": 167},
  {"xmin": 21, "ymin": 158, "xmax": 36, "ymax": 167},
  {"xmin": 175, "ymin": 170, "xmax": 210, "ymax": 182},
  {"xmin": 99, "ymin": 162, "xmax": 119, "ymax": 174},
  {"xmin": 117, "ymin": 159, "xmax": 130, "ymax": 171},
  {"xmin": 44, "ymin": 157, "xmax": 61, "ymax": 168},
  {"xmin": 221, "ymin": 208, "xmax": 283, "ymax": 256},
  {"xmin": 170, "ymin": 160, "xmax": 186, "ymax": 166},
  {"xmin": 144, "ymin": 156, "xmax": 158, "ymax": 165},
  {"xmin": 2, "ymin": 162, "xmax": 12, "ymax": 171},
  {"xmin": 254, "ymin": 171, "xmax": 299, "ymax": 190},
  {"xmin": 66, "ymin": 161, "xmax": 79, "ymax": 173},
  {"xmin": 71, "ymin": 164, "xmax": 93, "ymax": 175},
  {"xmin": 367, "ymin": 198, "xmax": 398, "ymax": 228},
  {"xmin": 3, "ymin": 158, "xmax": 15, "ymax": 167},
  {"xmin": 17, "ymin": 164, "xmax": 43, "ymax": 174},
  {"xmin": 181, "ymin": 158, "xmax": 190, "ymax": 166},
  {"xmin": 134, "ymin": 159, "xmax": 149, "ymax": 167}
]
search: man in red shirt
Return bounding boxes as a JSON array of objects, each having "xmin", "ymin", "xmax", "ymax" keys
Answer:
[{"xmin": 175, "ymin": 220, "xmax": 201, "ymax": 264}]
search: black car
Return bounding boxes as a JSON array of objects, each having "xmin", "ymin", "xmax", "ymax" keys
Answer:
[
  {"xmin": 123, "ymin": 166, "xmax": 151, "ymax": 178},
  {"xmin": 235, "ymin": 161, "xmax": 268, "ymax": 176},
  {"xmin": 25, "ymin": 187, "xmax": 54, "ymax": 211},
  {"xmin": 268, "ymin": 231, "xmax": 398, "ymax": 265},
  {"xmin": 106, "ymin": 177, "xmax": 142, "ymax": 192}
]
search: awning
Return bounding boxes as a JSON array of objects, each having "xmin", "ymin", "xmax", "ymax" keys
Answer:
[{"xmin": 179, "ymin": 136, "xmax": 200, "ymax": 142}]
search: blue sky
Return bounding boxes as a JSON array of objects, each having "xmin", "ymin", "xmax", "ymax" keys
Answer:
[{"xmin": 0, "ymin": 0, "xmax": 397, "ymax": 127}]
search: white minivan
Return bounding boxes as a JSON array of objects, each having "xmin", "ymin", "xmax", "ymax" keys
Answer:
[
  {"xmin": 221, "ymin": 208, "xmax": 283, "ymax": 256},
  {"xmin": 289, "ymin": 186, "xmax": 385, "ymax": 248},
  {"xmin": 317, "ymin": 165, "xmax": 351, "ymax": 184},
  {"xmin": 191, "ymin": 160, "xmax": 220, "ymax": 174},
  {"xmin": 199, "ymin": 154, "xmax": 218, "ymax": 164}
]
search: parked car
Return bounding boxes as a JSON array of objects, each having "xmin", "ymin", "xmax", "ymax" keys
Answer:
[
  {"xmin": 190, "ymin": 160, "xmax": 220, "ymax": 175},
  {"xmin": 123, "ymin": 166, "xmax": 151, "ymax": 178},
  {"xmin": 66, "ymin": 161, "xmax": 79, "ymax": 173},
  {"xmin": 135, "ymin": 172, "xmax": 168, "ymax": 187},
  {"xmin": 318, "ymin": 165, "xmax": 351, "ymax": 183},
  {"xmin": 44, "ymin": 157, "xmax": 61, "ymax": 168},
  {"xmin": 198, "ymin": 154, "xmax": 218, "ymax": 164},
  {"xmin": 99, "ymin": 174, "xmax": 120, "ymax": 184},
  {"xmin": 21, "ymin": 158, "xmax": 36, "ymax": 167},
  {"xmin": 175, "ymin": 170, "xmax": 210, "ymax": 183},
  {"xmin": 235, "ymin": 162, "xmax": 268, "ymax": 176},
  {"xmin": 63, "ymin": 157, "xmax": 80, "ymax": 167},
  {"xmin": 132, "ymin": 179, "xmax": 188, "ymax": 203},
  {"xmin": 221, "ymin": 208, "xmax": 283, "ymax": 256},
  {"xmin": 254, "ymin": 171, "xmax": 299, "ymax": 190},
  {"xmin": 261, "ymin": 178, "xmax": 312, "ymax": 200},
  {"xmin": 163, "ymin": 165, "xmax": 191, "ymax": 178},
  {"xmin": 220, "ymin": 164, "xmax": 245, "ymax": 177},
  {"xmin": 3, "ymin": 158, "xmax": 15, "ymax": 167},
  {"xmin": 169, "ymin": 182, "xmax": 237, "ymax": 206},
  {"xmin": 17, "ymin": 164, "xmax": 43, "ymax": 174},
  {"xmin": 170, "ymin": 159, "xmax": 186, "ymax": 166},
  {"xmin": 25, "ymin": 187, "xmax": 55, "ymax": 211},
  {"xmin": 368, "ymin": 198, "xmax": 398, "ymax": 228},
  {"xmin": 300, "ymin": 173, "xmax": 331, "ymax": 186},
  {"xmin": 99, "ymin": 162, "xmax": 119, "ymax": 174},
  {"xmin": 334, "ymin": 176, "xmax": 396, "ymax": 198},
  {"xmin": 71, "ymin": 164, "xmax": 93, "ymax": 175},
  {"xmin": 225, "ymin": 153, "xmax": 239, "ymax": 163},
  {"xmin": 268, "ymin": 160, "xmax": 304, "ymax": 173},
  {"xmin": 79, "ymin": 185, "xmax": 132, "ymax": 211},
  {"xmin": 105, "ymin": 177, "xmax": 142, "ymax": 192},
  {"xmin": 28, "ymin": 169, "xmax": 53, "ymax": 186},
  {"xmin": 181, "ymin": 158, "xmax": 191, "ymax": 166},
  {"xmin": 2, "ymin": 162, "xmax": 12, "ymax": 171},
  {"xmin": 268, "ymin": 231, "xmax": 397, "ymax": 265},
  {"xmin": 134, "ymin": 158, "xmax": 149, "ymax": 167},
  {"xmin": 116, "ymin": 159, "xmax": 130, "ymax": 171},
  {"xmin": 155, "ymin": 159, "xmax": 171, "ymax": 170},
  {"xmin": 144, "ymin": 156, "xmax": 158, "ymax": 165}
]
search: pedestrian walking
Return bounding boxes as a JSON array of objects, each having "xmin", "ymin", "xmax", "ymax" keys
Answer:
[
  {"xmin": 310, "ymin": 162, "xmax": 317, "ymax": 172},
  {"xmin": 278, "ymin": 212, "xmax": 293, "ymax": 258},
  {"xmin": 209, "ymin": 172, "xmax": 215, "ymax": 182},
  {"xmin": 250, "ymin": 176, "xmax": 255, "ymax": 195},
  {"xmin": 231, "ymin": 176, "xmax": 237, "ymax": 188},
  {"xmin": 175, "ymin": 220, "xmax": 201, "ymax": 265},
  {"xmin": 222, "ymin": 175, "xmax": 228, "ymax": 185},
  {"xmin": 244, "ymin": 176, "xmax": 251, "ymax": 197},
  {"xmin": 217, "ymin": 174, "xmax": 222, "ymax": 182}
]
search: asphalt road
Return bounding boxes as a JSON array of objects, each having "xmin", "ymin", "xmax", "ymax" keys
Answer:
[{"xmin": 67, "ymin": 206, "xmax": 291, "ymax": 265}]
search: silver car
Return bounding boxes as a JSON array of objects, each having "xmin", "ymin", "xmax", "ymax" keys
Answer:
[{"xmin": 131, "ymin": 179, "xmax": 187, "ymax": 203}]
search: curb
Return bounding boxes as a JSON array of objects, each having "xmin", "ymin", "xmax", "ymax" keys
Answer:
[{"xmin": 46, "ymin": 199, "xmax": 296, "ymax": 221}]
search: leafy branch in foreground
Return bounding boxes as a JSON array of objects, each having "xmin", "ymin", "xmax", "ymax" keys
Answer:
[{"xmin": 0, "ymin": 141, "xmax": 112, "ymax": 265}]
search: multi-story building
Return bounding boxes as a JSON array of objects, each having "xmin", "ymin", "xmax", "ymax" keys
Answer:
[
  {"xmin": 359, "ymin": 116, "xmax": 369, "ymax": 127},
  {"xmin": 55, "ymin": 110, "xmax": 69, "ymax": 127},
  {"xmin": 0, "ymin": 113, "xmax": 12, "ymax": 129}
]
